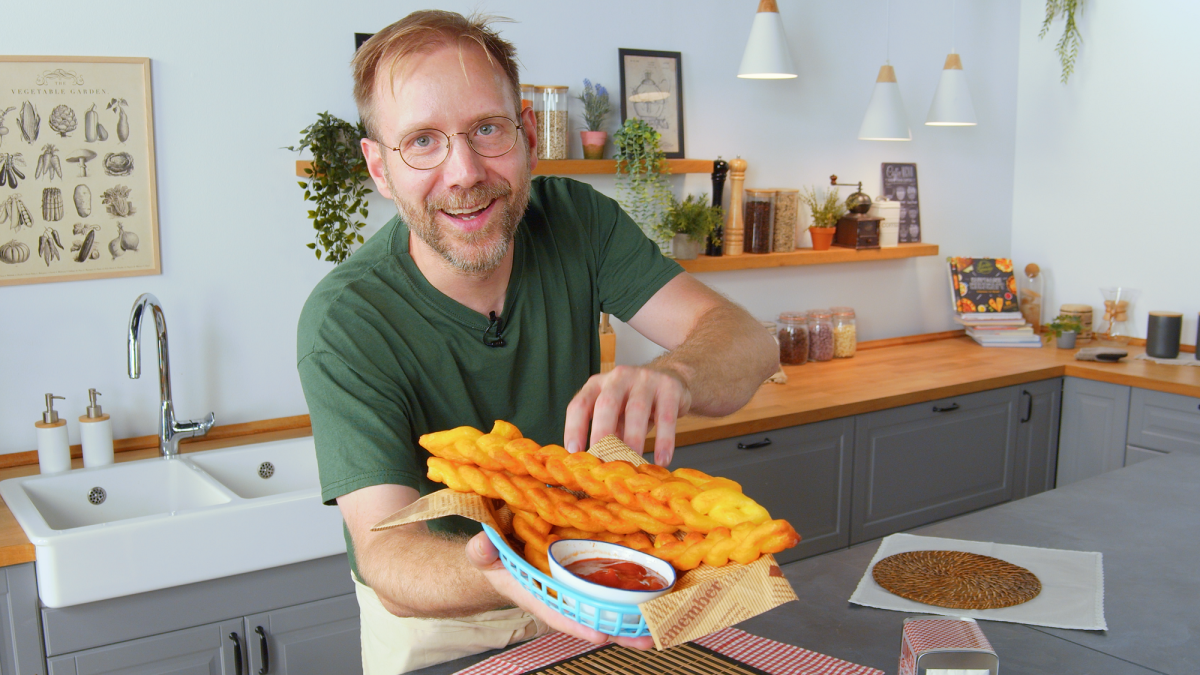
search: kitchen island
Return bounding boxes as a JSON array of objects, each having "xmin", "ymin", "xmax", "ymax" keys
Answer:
[{"xmin": 417, "ymin": 450, "xmax": 1199, "ymax": 675}]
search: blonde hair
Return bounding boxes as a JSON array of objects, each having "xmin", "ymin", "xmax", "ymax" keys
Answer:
[{"xmin": 352, "ymin": 10, "xmax": 522, "ymax": 141}]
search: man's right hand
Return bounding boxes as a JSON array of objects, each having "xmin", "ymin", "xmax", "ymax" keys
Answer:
[{"xmin": 465, "ymin": 531, "xmax": 656, "ymax": 650}]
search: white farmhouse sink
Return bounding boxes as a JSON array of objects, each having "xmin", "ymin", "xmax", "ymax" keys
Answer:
[{"xmin": 0, "ymin": 436, "xmax": 345, "ymax": 608}]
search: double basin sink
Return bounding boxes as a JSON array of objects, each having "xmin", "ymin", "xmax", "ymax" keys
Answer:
[{"xmin": 0, "ymin": 436, "xmax": 345, "ymax": 608}]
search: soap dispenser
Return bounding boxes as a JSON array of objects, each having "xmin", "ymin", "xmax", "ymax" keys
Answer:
[
  {"xmin": 36, "ymin": 394, "xmax": 71, "ymax": 474},
  {"xmin": 79, "ymin": 388, "xmax": 114, "ymax": 467}
]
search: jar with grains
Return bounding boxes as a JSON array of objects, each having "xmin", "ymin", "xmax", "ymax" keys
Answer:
[
  {"xmin": 831, "ymin": 307, "xmax": 857, "ymax": 358},
  {"xmin": 772, "ymin": 188, "xmax": 799, "ymax": 253},
  {"xmin": 777, "ymin": 312, "xmax": 809, "ymax": 365},
  {"xmin": 535, "ymin": 85, "xmax": 568, "ymax": 160},
  {"xmin": 743, "ymin": 189, "xmax": 775, "ymax": 254},
  {"xmin": 808, "ymin": 309, "xmax": 834, "ymax": 362}
]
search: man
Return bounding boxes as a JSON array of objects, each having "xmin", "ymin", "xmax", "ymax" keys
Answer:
[{"xmin": 297, "ymin": 10, "xmax": 777, "ymax": 674}]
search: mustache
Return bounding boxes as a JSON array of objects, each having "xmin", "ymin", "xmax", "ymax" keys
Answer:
[{"xmin": 427, "ymin": 181, "xmax": 513, "ymax": 213}]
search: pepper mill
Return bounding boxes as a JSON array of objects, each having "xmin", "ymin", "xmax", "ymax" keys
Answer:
[
  {"xmin": 706, "ymin": 158, "xmax": 729, "ymax": 257},
  {"xmin": 725, "ymin": 157, "xmax": 747, "ymax": 256}
]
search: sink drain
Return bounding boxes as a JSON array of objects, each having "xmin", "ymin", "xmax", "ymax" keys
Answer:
[
  {"xmin": 258, "ymin": 462, "xmax": 275, "ymax": 479},
  {"xmin": 88, "ymin": 487, "xmax": 106, "ymax": 505}
]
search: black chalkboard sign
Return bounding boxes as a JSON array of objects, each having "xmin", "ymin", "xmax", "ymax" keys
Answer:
[{"xmin": 881, "ymin": 163, "xmax": 920, "ymax": 243}]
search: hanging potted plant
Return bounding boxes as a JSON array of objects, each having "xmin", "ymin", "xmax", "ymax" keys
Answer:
[
  {"xmin": 654, "ymin": 193, "xmax": 723, "ymax": 260},
  {"xmin": 287, "ymin": 112, "xmax": 372, "ymax": 264},
  {"xmin": 800, "ymin": 186, "xmax": 845, "ymax": 251},
  {"xmin": 614, "ymin": 118, "xmax": 673, "ymax": 251},
  {"xmin": 576, "ymin": 79, "xmax": 611, "ymax": 160}
]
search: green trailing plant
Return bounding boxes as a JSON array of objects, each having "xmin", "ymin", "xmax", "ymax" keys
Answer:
[
  {"xmin": 1040, "ymin": 0, "xmax": 1083, "ymax": 84},
  {"xmin": 1044, "ymin": 314, "xmax": 1083, "ymax": 339},
  {"xmin": 287, "ymin": 112, "xmax": 372, "ymax": 264},
  {"xmin": 614, "ymin": 118, "xmax": 673, "ymax": 248},
  {"xmin": 800, "ymin": 186, "xmax": 846, "ymax": 228},
  {"xmin": 576, "ymin": 79, "xmax": 611, "ymax": 132},
  {"xmin": 655, "ymin": 193, "xmax": 723, "ymax": 245}
]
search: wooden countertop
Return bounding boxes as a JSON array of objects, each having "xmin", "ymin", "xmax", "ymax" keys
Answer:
[{"xmin": 2, "ymin": 336, "xmax": 1197, "ymax": 567}]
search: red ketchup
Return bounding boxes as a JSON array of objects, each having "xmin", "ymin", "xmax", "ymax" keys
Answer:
[{"xmin": 565, "ymin": 557, "xmax": 668, "ymax": 592}]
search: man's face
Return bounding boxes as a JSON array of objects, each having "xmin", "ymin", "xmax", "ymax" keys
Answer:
[{"xmin": 363, "ymin": 43, "xmax": 537, "ymax": 276}]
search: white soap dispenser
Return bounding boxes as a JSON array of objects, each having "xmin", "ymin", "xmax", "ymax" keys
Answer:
[
  {"xmin": 36, "ymin": 393, "xmax": 71, "ymax": 474},
  {"xmin": 79, "ymin": 388, "xmax": 114, "ymax": 467}
]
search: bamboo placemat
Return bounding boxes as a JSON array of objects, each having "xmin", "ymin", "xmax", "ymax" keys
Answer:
[
  {"xmin": 527, "ymin": 642, "xmax": 770, "ymax": 675},
  {"xmin": 872, "ymin": 550, "xmax": 1041, "ymax": 609}
]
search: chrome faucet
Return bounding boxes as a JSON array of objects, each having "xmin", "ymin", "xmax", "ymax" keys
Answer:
[{"xmin": 128, "ymin": 293, "xmax": 215, "ymax": 457}]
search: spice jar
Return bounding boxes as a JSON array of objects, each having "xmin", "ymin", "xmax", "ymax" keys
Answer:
[
  {"xmin": 743, "ymin": 189, "xmax": 775, "ymax": 254},
  {"xmin": 777, "ymin": 312, "xmax": 809, "ymax": 365},
  {"xmin": 772, "ymin": 189, "xmax": 799, "ymax": 253},
  {"xmin": 808, "ymin": 309, "xmax": 834, "ymax": 362},
  {"xmin": 831, "ymin": 307, "xmax": 857, "ymax": 358},
  {"xmin": 535, "ymin": 85, "xmax": 568, "ymax": 160},
  {"xmin": 520, "ymin": 83, "xmax": 536, "ymax": 112}
]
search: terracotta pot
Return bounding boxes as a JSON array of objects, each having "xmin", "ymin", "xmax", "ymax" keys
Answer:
[
  {"xmin": 580, "ymin": 130, "xmax": 606, "ymax": 160},
  {"xmin": 671, "ymin": 234, "xmax": 703, "ymax": 260},
  {"xmin": 809, "ymin": 227, "xmax": 836, "ymax": 251}
]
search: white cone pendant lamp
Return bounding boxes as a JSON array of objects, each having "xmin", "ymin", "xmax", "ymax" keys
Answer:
[
  {"xmin": 858, "ymin": 64, "xmax": 912, "ymax": 141},
  {"xmin": 926, "ymin": 53, "xmax": 977, "ymax": 125},
  {"xmin": 738, "ymin": 0, "xmax": 797, "ymax": 79}
]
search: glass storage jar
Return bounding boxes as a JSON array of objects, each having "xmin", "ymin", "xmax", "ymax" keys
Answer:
[
  {"xmin": 831, "ymin": 307, "xmax": 857, "ymax": 358},
  {"xmin": 535, "ymin": 85, "xmax": 568, "ymax": 160},
  {"xmin": 743, "ymin": 189, "xmax": 775, "ymax": 254},
  {"xmin": 777, "ymin": 312, "xmax": 809, "ymax": 365},
  {"xmin": 808, "ymin": 309, "xmax": 834, "ymax": 362},
  {"xmin": 520, "ymin": 83, "xmax": 536, "ymax": 112},
  {"xmin": 772, "ymin": 188, "xmax": 799, "ymax": 253}
]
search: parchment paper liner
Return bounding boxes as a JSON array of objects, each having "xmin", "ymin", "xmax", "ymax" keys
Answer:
[{"xmin": 372, "ymin": 435, "xmax": 799, "ymax": 649}]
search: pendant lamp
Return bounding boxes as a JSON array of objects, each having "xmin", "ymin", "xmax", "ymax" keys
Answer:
[
  {"xmin": 858, "ymin": 64, "xmax": 911, "ymax": 141},
  {"xmin": 738, "ymin": 0, "xmax": 797, "ymax": 79},
  {"xmin": 926, "ymin": 53, "xmax": 977, "ymax": 125}
]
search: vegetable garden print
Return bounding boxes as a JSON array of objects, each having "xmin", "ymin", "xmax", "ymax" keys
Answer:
[{"xmin": 0, "ymin": 57, "xmax": 159, "ymax": 285}]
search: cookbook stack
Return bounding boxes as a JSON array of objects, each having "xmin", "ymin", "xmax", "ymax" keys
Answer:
[{"xmin": 948, "ymin": 257, "xmax": 1042, "ymax": 348}]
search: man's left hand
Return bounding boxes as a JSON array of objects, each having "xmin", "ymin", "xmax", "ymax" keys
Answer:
[{"xmin": 563, "ymin": 364, "xmax": 691, "ymax": 466}]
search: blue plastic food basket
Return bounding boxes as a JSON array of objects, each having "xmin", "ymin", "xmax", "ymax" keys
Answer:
[{"xmin": 482, "ymin": 524, "xmax": 650, "ymax": 637}]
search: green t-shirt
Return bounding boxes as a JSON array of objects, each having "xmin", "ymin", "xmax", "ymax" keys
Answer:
[{"xmin": 296, "ymin": 176, "xmax": 682, "ymax": 578}]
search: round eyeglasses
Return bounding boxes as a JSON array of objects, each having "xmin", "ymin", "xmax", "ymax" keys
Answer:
[{"xmin": 381, "ymin": 116, "xmax": 524, "ymax": 170}]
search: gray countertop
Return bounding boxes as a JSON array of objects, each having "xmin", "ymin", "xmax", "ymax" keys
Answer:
[{"xmin": 419, "ymin": 453, "xmax": 1199, "ymax": 675}]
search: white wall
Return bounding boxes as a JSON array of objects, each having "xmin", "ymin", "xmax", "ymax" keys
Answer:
[
  {"xmin": 0, "ymin": 0, "xmax": 1021, "ymax": 454},
  {"xmin": 1012, "ymin": 0, "xmax": 1200, "ymax": 345}
]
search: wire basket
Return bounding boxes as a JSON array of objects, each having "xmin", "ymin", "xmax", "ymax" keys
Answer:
[{"xmin": 482, "ymin": 524, "xmax": 650, "ymax": 637}]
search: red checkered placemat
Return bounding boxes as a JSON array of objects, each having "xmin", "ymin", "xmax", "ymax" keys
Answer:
[{"xmin": 451, "ymin": 627, "xmax": 883, "ymax": 675}]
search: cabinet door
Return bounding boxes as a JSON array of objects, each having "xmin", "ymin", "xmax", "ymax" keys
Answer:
[
  {"xmin": 0, "ymin": 563, "xmax": 46, "ymax": 675},
  {"xmin": 243, "ymin": 594, "xmax": 360, "ymax": 675},
  {"xmin": 1013, "ymin": 378, "xmax": 1063, "ymax": 499},
  {"xmin": 47, "ymin": 619, "xmax": 241, "ymax": 675},
  {"xmin": 662, "ymin": 418, "xmax": 854, "ymax": 563},
  {"xmin": 1057, "ymin": 378, "xmax": 1130, "ymax": 487},
  {"xmin": 851, "ymin": 387, "xmax": 1018, "ymax": 544},
  {"xmin": 1127, "ymin": 387, "xmax": 1200, "ymax": 455}
]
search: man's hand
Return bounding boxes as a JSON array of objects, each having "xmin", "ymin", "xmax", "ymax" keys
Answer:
[
  {"xmin": 563, "ymin": 365, "xmax": 691, "ymax": 466},
  {"xmin": 465, "ymin": 531, "xmax": 656, "ymax": 650}
]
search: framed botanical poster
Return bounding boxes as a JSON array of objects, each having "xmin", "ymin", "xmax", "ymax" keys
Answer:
[
  {"xmin": 881, "ymin": 162, "xmax": 920, "ymax": 243},
  {"xmin": 618, "ymin": 49, "xmax": 685, "ymax": 158},
  {"xmin": 0, "ymin": 56, "xmax": 160, "ymax": 286}
]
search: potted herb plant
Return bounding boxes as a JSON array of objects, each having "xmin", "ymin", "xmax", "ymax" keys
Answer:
[
  {"xmin": 287, "ymin": 112, "xmax": 372, "ymax": 264},
  {"xmin": 654, "ymin": 193, "xmax": 723, "ymax": 260},
  {"xmin": 576, "ymin": 79, "xmax": 611, "ymax": 159},
  {"xmin": 1045, "ymin": 314, "xmax": 1084, "ymax": 348},
  {"xmin": 614, "ymin": 118, "xmax": 673, "ymax": 251},
  {"xmin": 800, "ymin": 186, "xmax": 846, "ymax": 251}
]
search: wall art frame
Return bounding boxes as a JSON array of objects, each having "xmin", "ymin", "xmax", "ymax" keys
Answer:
[
  {"xmin": 0, "ymin": 56, "xmax": 160, "ymax": 286},
  {"xmin": 618, "ymin": 48, "xmax": 686, "ymax": 158}
]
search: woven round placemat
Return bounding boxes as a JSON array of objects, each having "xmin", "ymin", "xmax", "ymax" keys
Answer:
[{"xmin": 872, "ymin": 550, "xmax": 1041, "ymax": 609}]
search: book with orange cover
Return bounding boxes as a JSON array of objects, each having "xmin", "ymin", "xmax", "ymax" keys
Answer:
[{"xmin": 948, "ymin": 257, "xmax": 1021, "ymax": 316}]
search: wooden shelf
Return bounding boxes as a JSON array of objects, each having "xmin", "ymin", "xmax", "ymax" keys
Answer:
[
  {"xmin": 677, "ymin": 243, "xmax": 940, "ymax": 273},
  {"xmin": 294, "ymin": 158, "xmax": 714, "ymax": 178}
]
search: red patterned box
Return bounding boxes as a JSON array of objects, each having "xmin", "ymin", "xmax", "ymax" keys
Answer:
[{"xmin": 898, "ymin": 617, "xmax": 998, "ymax": 675}]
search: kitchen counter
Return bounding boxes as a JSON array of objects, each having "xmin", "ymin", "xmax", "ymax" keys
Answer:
[
  {"xmin": 1, "ymin": 336, "xmax": 1197, "ymax": 567},
  {"xmin": 418, "ymin": 449, "xmax": 1200, "ymax": 675}
]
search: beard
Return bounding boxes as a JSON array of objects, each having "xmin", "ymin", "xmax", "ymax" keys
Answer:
[{"xmin": 384, "ymin": 161, "xmax": 531, "ymax": 277}]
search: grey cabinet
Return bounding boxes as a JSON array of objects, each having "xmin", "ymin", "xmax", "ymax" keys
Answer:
[
  {"xmin": 664, "ymin": 417, "xmax": 854, "ymax": 563},
  {"xmin": 1057, "ymin": 378, "xmax": 1130, "ymax": 487},
  {"xmin": 1012, "ymin": 378, "xmax": 1063, "ymax": 499},
  {"xmin": 243, "ymin": 594, "xmax": 361, "ymax": 675},
  {"xmin": 0, "ymin": 563, "xmax": 45, "ymax": 675},
  {"xmin": 850, "ymin": 386, "xmax": 1018, "ymax": 544},
  {"xmin": 1127, "ymin": 387, "xmax": 1200, "ymax": 456},
  {"xmin": 47, "ymin": 619, "xmax": 240, "ymax": 675}
]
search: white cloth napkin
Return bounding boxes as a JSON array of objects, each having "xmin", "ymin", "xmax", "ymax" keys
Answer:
[{"xmin": 849, "ymin": 533, "xmax": 1106, "ymax": 631}]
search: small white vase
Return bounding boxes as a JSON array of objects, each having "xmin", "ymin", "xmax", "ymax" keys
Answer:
[{"xmin": 671, "ymin": 234, "xmax": 703, "ymax": 260}]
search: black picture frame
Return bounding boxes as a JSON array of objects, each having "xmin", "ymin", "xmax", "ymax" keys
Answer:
[{"xmin": 618, "ymin": 49, "xmax": 685, "ymax": 158}]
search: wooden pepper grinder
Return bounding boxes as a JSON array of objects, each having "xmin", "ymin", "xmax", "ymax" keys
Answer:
[{"xmin": 725, "ymin": 157, "xmax": 748, "ymax": 256}]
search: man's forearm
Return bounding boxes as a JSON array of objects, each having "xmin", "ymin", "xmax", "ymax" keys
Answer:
[{"xmin": 650, "ymin": 301, "xmax": 778, "ymax": 417}]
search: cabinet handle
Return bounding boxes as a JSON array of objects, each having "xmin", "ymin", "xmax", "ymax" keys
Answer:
[
  {"xmin": 1021, "ymin": 390, "xmax": 1033, "ymax": 423},
  {"xmin": 736, "ymin": 437, "xmax": 772, "ymax": 450},
  {"xmin": 932, "ymin": 403, "xmax": 959, "ymax": 413},
  {"xmin": 256, "ymin": 625, "xmax": 270, "ymax": 674},
  {"xmin": 228, "ymin": 632, "xmax": 243, "ymax": 675}
]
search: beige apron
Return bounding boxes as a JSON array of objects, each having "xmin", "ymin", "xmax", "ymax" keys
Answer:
[{"xmin": 354, "ymin": 575, "xmax": 551, "ymax": 674}]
